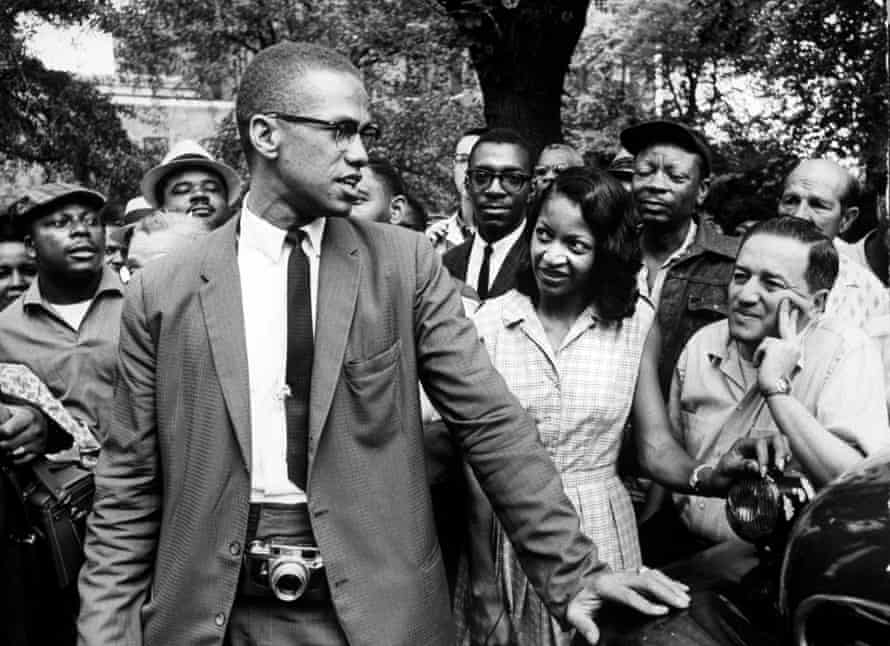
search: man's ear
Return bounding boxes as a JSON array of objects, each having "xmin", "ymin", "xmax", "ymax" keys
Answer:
[
  {"xmin": 696, "ymin": 176, "xmax": 711, "ymax": 208},
  {"xmin": 811, "ymin": 289, "xmax": 829, "ymax": 315},
  {"xmin": 24, "ymin": 235, "xmax": 36, "ymax": 259},
  {"xmin": 389, "ymin": 195, "xmax": 408, "ymax": 225},
  {"xmin": 838, "ymin": 206, "xmax": 859, "ymax": 236},
  {"xmin": 249, "ymin": 115, "xmax": 280, "ymax": 161}
]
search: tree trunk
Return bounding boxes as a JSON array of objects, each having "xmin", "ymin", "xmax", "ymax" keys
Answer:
[{"xmin": 438, "ymin": 0, "xmax": 590, "ymax": 157}]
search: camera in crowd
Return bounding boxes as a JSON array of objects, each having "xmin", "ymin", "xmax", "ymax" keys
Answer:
[{"xmin": 242, "ymin": 539, "xmax": 325, "ymax": 602}]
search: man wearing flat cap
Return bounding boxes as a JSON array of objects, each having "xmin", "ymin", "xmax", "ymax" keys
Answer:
[
  {"xmin": 0, "ymin": 182, "xmax": 123, "ymax": 645},
  {"xmin": 619, "ymin": 121, "xmax": 740, "ymax": 563},
  {"xmin": 141, "ymin": 139, "xmax": 241, "ymax": 229}
]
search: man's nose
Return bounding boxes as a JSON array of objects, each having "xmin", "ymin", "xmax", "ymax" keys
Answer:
[
  {"xmin": 484, "ymin": 176, "xmax": 509, "ymax": 195},
  {"xmin": 9, "ymin": 268, "xmax": 26, "ymax": 287},
  {"xmin": 344, "ymin": 134, "xmax": 369, "ymax": 167}
]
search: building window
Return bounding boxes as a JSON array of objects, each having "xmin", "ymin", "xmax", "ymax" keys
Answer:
[{"xmin": 593, "ymin": 0, "xmax": 610, "ymax": 11}]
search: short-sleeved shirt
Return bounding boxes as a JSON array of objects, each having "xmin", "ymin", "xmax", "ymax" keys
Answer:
[
  {"xmin": 0, "ymin": 267, "xmax": 124, "ymax": 439},
  {"xmin": 670, "ymin": 317, "xmax": 890, "ymax": 542}
]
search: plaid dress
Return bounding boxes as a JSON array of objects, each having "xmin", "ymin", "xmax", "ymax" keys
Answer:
[{"xmin": 458, "ymin": 290, "xmax": 654, "ymax": 646}]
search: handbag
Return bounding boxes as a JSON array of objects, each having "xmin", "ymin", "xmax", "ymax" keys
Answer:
[{"xmin": 20, "ymin": 458, "xmax": 95, "ymax": 589}]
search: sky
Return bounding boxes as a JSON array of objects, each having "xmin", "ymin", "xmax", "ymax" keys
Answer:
[{"xmin": 22, "ymin": 19, "xmax": 115, "ymax": 77}]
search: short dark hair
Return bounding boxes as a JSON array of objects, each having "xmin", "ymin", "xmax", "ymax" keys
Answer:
[
  {"xmin": 468, "ymin": 128, "xmax": 532, "ymax": 171},
  {"xmin": 99, "ymin": 201, "xmax": 125, "ymax": 227},
  {"xmin": 400, "ymin": 192, "xmax": 428, "ymax": 232},
  {"xmin": 740, "ymin": 216, "xmax": 839, "ymax": 292},
  {"xmin": 366, "ymin": 155, "xmax": 406, "ymax": 197},
  {"xmin": 235, "ymin": 41, "xmax": 360, "ymax": 162},
  {"xmin": 515, "ymin": 167, "xmax": 642, "ymax": 321},
  {"xmin": 0, "ymin": 214, "xmax": 23, "ymax": 242},
  {"xmin": 460, "ymin": 126, "xmax": 488, "ymax": 140}
]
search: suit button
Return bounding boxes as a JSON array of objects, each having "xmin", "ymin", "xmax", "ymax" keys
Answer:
[
  {"xmin": 215, "ymin": 612, "xmax": 226, "ymax": 627},
  {"xmin": 229, "ymin": 541, "xmax": 241, "ymax": 556}
]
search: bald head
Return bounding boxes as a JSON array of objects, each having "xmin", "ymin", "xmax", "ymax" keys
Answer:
[{"xmin": 778, "ymin": 159, "xmax": 860, "ymax": 239}]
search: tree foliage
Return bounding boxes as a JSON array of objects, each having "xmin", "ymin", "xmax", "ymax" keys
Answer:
[
  {"xmin": 1, "ymin": 0, "xmax": 147, "ymax": 202},
  {"xmin": 577, "ymin": 0, "xmax": 887, "ymax": 211},
  {"xmin": 106, "ymin": 0, "xmax": 485, "ymax": 212}
]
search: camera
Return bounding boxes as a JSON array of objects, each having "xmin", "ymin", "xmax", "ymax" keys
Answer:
[{"xmin": 242, "ymin": 540, "xmax": 325, "ymax": 602}]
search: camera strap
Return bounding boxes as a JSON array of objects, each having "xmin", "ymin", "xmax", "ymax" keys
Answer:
[{"xmin": 246, "ymin": 503, "xmax": 262, "ymax": 540}]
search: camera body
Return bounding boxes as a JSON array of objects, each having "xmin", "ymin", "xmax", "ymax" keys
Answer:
[{"xmin": 242, "ymin": 540, "xmax": 325, "ymax": 602}]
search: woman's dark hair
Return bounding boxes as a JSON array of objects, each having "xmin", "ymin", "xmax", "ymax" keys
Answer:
[{"xmin": 515, "ymin": 167, "xmax": 642, "ymax": 321}]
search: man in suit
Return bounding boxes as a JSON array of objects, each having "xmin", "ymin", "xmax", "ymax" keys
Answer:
[
  {"xmin": 443, "ymin": 127, "xmax": 532, "ymax": 300},
  {"xmin": 77, "ymin": 42, "xmax": 690, "ymax": 646}
]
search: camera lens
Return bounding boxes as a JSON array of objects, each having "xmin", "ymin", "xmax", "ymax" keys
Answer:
[{"xmin": 269, "ymin": 560, "xmax": 310, "ymax": 602}]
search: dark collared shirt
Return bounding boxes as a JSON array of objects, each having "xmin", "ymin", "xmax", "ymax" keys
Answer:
[{"xmin": 0, "ymin": 267, "xmax": 124, "ymax": 440}]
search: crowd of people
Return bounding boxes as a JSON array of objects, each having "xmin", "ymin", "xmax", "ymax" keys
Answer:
[{"xmin": 1, "ymin": 39, "xmax": 888, "ymax": 646}]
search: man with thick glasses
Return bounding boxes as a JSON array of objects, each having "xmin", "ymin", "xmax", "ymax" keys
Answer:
[
  {"xmin": 531, "ymin": 142, "xmax": 584, "ymax": 197},
  {"xmin": 78, "ymin": 42, "xmax": 689, "ymax": 646},
  {"xmin": 0, "ymin": 182, "xmax": 122, "ymax": 645},
  {"xmin": 443, "ymin": 127, "xmax": 533, "ymax": 301}
]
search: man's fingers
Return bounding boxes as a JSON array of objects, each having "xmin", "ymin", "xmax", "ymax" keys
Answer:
[
  {"xmin": 755, "ymin": 437, "xmax": 770, "ymax": 476},
  {"xmin": 609, "ymin": 584, "xmax": 670, "ymax": 616},
  {"xmin": 566, "ymin": 589, "xmax": 603, "ymax": 645},
  {"xmin": 770, "ymin": 434, "xmax": 791, "ymax": 471}
]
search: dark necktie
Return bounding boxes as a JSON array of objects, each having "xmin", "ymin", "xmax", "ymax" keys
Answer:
[
  {"xmin": 477, "ymin": 243, "xmax": 493, "ymax": 300},
  {"xmin": 284, "ymin": 229, "xmax": 313, "ymax": 489}
]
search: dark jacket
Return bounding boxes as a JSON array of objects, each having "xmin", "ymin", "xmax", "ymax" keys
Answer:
[
  {"xmin": 442, "ymin": 233, "xmax": 528, "ymax": 300},
  {"xmin": 655, "ymin": 217, "xmax": 740, "ymax": 395}
]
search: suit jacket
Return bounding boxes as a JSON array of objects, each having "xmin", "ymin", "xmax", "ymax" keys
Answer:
[
  {"xmin": 442, "ymin": 232, "xmax": 529, "ymax": 299},
  {"xmin": 77, "ymin": 215, "xmax": 603, "ymax": 646}
]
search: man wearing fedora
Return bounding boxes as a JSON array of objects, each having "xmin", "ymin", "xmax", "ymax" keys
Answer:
[
  {"xmin": 141, "ymin": 140, "xmax": 242, "ymax": 230},
  {"xmin": 0, "ymin": 182, "xmax": 122, "ymax": 645}
]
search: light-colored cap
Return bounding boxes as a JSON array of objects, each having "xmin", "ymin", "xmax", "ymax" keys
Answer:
[
  {"xmin": 123, "ymin": 197, "xmax": 154, "ymax": 224},
  {"xmin": 140, "ymin": 140, "xmax": 241, "ymax": 208}
]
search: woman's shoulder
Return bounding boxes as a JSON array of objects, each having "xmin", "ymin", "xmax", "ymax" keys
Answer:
[{"xmin": 471, "ymin": 290, "xmax": 530, "ymax": 335}]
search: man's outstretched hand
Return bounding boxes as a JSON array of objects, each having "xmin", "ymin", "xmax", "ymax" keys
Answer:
[{"xmin": 567, "ymin": 567, "xmax": 691, "ymax": 644}]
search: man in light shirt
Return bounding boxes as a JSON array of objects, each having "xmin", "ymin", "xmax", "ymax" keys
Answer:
[
  {"xmin": 77, "ymin": 41, "xmax": 691, "ymax": 646},
  {"xmin": 778, "ymin": 158, "xmax": 890, "ymax": 409},
  {"xmin": 670, "ymin": 217, "xmax": 889, "ymax": 544}
]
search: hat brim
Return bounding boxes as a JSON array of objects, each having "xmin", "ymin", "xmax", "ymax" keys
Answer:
[
  {"xmin": 620, "ymin": 121, "xmax": 711, "ymax": 176},
  {"xmin": 140, "ymin": 158, "xmax": 242, "ymax": 208},
  {"xmin": 16, "ymin": 189, "xmax": 106, "ymax": 224}
]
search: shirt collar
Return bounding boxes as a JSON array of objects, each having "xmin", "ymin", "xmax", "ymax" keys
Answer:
[
  {"xmin": 24, "ymin": 265, "xmax": 124, "ymax": 310},
  {"xmin": 241, "ymin": 193, "xmax": 326, "ymax": 261},
  {"xmin": 707, "ymin": 323, "xmax": 805, "ymax": 389},
  {"xmin": 476, "ymin": 217, "xmax": 526, "ymax": 255},
  {"xmin": 500, "ymin": 290, "xmax": 598, "ymax": 329}
]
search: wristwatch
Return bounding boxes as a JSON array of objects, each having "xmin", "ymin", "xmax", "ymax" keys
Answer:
[
  {"xmin": 688, "ymin": 463, "xmax": 712, "ymax": 494},
  {"xmin": 762, "ymin": 376, "xmax": 792, "ymax": 398}
]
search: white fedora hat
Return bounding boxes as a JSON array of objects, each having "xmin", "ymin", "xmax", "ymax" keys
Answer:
[{"xmin": 140, "ymin": 140, "xmax": 241, "ymax": 208}]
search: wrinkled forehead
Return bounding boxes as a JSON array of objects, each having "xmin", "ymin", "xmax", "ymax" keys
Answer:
[
  {"xmin": 783, "ymin": 165, "xmax": 847, "ymax": 202},
  {"xmin": 635, "ymin": 142, "xmax": 702, "ymax": 171},
  {"xmin": 163, "ymin": 166, "xmax": 225, "ymax": 188}
]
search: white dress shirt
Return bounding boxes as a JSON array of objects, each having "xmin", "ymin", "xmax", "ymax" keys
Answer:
[
  {"xmin": 466, "ymin": 219, "xmax": 526, "ymax": 296},
  {"xmin": 238, "ymin": 199, "xmax": 325, "ymax": 503}
]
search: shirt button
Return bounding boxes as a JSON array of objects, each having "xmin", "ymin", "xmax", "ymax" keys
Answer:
[
  {"xmin": 214, "ymin": 612, "xmax": 226, "ymax": 627},
  {"xmin": 229, "ymin": 541, "xmax": 241, "ymax": 556},
  {"xmin": 699, "ymin": 502, "xmax": 706, "ymax": 510}
]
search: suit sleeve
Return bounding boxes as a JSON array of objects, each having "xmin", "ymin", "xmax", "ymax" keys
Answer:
[
  {"xmin": 411, "ymin": 235, "xmax": 606, "ymax": 623},
  {"xmin": 77, "ymin": 271, "xmax": 162, "ymax": 646}
]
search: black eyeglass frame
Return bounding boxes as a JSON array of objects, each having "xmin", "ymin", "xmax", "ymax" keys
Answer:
[
  {"xmin": 466, "ymin": 168, "xmax": 532, "ymax": 194},
  {"xmin": 263, "ymin": 112, "xmax": 382, "ymax": 149}
]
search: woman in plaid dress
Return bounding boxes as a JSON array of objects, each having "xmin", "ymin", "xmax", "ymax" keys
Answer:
[{"xmin": 456, "ymin": 168, "xmax": 656, "ymax": 645}]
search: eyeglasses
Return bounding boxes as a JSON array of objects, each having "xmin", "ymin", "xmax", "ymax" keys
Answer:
[
  {"xmin": 466, "ymin": 169, "xmax": 531, "ymax": 194},
  {"xmin": 40, "ymin": 212, "xmax": 103, "ymax": 230},
  {"xmin": 264, "ymin": 113, "xmax": 382, "ymax": 150}
]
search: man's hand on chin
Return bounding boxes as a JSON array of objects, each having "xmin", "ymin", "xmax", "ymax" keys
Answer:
[{"xmin": 567, "ymin": 567, "xmax": 691, "ymax": 644}]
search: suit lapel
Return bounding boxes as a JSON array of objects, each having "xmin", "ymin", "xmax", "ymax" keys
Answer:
[
  {"xmin": 444, "ymin": 237, "xmax": 472, "ymax": 281},
  {"xmin": 490, "ymin": 235, "xmax": 527, "ymax": 297},
  {"xmin": 309, "ymin": 217, "xmax": 360, "ymax": 477},
  {"xmin": 199, "ymin": 216, "xmax": 252, "ymax": 469}
]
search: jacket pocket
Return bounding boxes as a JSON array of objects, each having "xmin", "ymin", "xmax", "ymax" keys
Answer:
[{"xmin": 343, "ymin": 340, "xmax": 402, "ymax": 447}]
